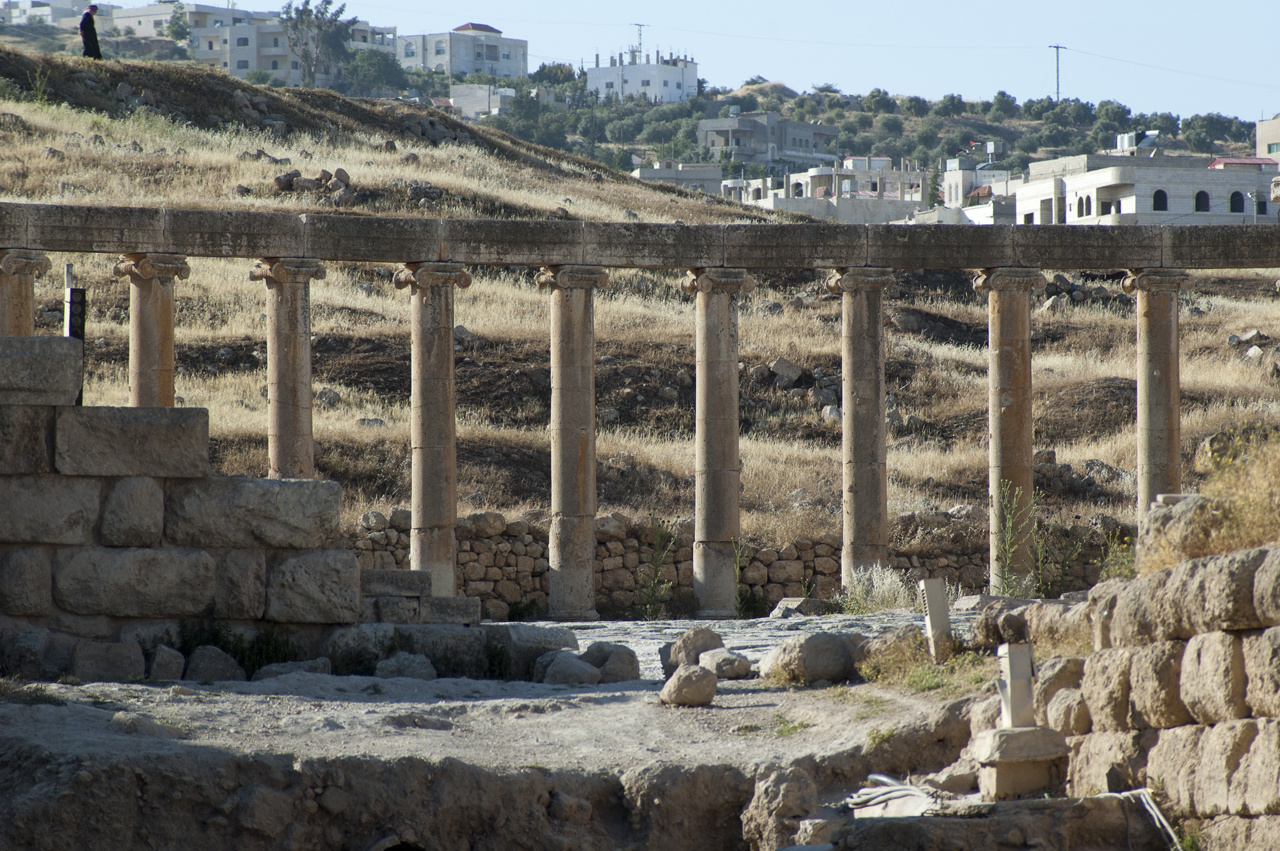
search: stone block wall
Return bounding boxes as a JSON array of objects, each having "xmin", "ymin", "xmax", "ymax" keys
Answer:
[{"xmin": 1030, "ymin": 547, "xmax": 1280, "ymax": 831}]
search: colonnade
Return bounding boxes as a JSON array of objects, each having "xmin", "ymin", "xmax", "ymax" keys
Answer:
[{"xmin": 0, "ymin": 244, "xmax": 1187, "ymax": 612}]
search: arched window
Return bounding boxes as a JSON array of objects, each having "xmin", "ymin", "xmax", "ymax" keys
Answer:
[
  {"xmin": 1153, "ymin": 190, "xmax": 1168, "ymax": 211},
  {"xmin": 1085, "ymin": 196, "xmax": 1092, "ymax": 216},
  {"xmin": 1230, "ymin": 191, "xmax": 1245, "ymax": 213},
  {"xmin": 792, "ymin": 183, "xmax": 804, "ymax": 197},
  {"xmin": 1076, "ymin": 198, "xmax": 1084, "ymax": 218},
  {"xmin": 1195, "ymin": 191, "xmax": 1210, "ymax": 212}
]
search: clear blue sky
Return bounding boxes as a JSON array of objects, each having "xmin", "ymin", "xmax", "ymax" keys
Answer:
[{"xmin": 339, "ymin": 0, "xmax": 1280, "ymax": 121}]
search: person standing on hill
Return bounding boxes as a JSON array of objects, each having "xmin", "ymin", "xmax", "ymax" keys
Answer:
[{"xmin": 80, "ymin": 5, "xmax": 102, "ymax": 60}]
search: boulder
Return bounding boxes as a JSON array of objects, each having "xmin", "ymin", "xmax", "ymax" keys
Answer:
[
  {"xmin": 467, "ymin": 511, "xmax": 506, "ymax": 537},
  {"xmin": 699, "ymin": 647, "xmax": 752, "ymax": 679},
  {"xmin": 147, "ymin": 645, "xmax": 185, "ymax": 682},
  {"xmin": 741, "ymin": 766, "xmax": 817, "ymax": 851},
  {"xmin": 664, "ymin": 628, "xmax": 724, "ymax": 677},
  {"xmin": 375, "ymin": 651, "xmax": 437, "ymax": 680},
  {"xmin": 1081, "ymin": 648, "xmax": 1133, "ymax": 732},
  {"xmin": 1181, "ymin": 631, "xmax": 1248, "ymax": 724},
  {"xmin": 1033, "ymin": 657, "xmax": 1085, "ymax": 726},
  {"xmin": 659, "ymin": 664, "xmax": 716, "ymax": 706},
  {"xmin": 184, "ymin": 645, "xmax": 246, "ymax": 682},
  {"xmin": 1046, "ymin": 688, "xmax": 1091, "ymax": 736},
  {"xmin": 541, "ymin": 651, "xmax": 601, "ymax": 686},
  {"xmin": 760, "ymin": 633, "xmax": 860, "ymax": 684},
  {"xmin": 483, "ymin": 623, "xmax": 578, "ymax": 680},
  {"xmin": 594, "ymin": 513, "xmax": 628, "ymax": 542},
  {"xmin": 597, "ymin": 645, "xmax": 641, "ymax": 683}
]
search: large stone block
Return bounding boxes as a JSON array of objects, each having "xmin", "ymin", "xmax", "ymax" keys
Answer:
[
  {"xmin": 54, "ymin": 407, "xmax": 210, "ymax": 478},
  {"xmin": 1159, "ymin": 550, "xmax": 1265, "ymax": 639},
  {"xmin": 418, "ymin": 596, "xmax": 482, "ymax": 625},
  {"xmin": 1194, "ymin": 720, "xmax": 1258, "ymax": 818},
  {"xmin": 360, "ymin": 568, "xmax": 431, "ymax": 598},
  {"xmin": 482, "ymin": 623, "xmax": 579, "ymax": 680},
  {"xmin": 0, "ymin": 627, "xmax": 50, "ymax": 679},
  {"xmin": 1129, "ymin": 641, "xmax": 1193, "ymax": 729},
  {"xmin": 0, "ymin": 336, "xmax": 82, "ymax": 406},
  {"xmin": 1046, "ymin": 688, "xmax": 1091, "ymax": 737},
  {"xmin": 1108, "ymin": 571, "xmax": 1169, "ymax": 646},
  {"xmin": 1235, "ymin": 719, "xmax": 1280, "ymax": 816},
  {"xmin": 0, "ymin": 405, "xmax": 53, "ymax": 474},
  {"xmin": 1081, "ymin": 648, "xmax": 1134, "ymax": 732},
  {"xmin": 1253, "ymin": 550, "xmax": 1280, "ymax": 626},
  {"xmin": 1244, "ymin": 627, "xmax": 1280, "ymax": 718},
  {"xmin": 264, "ymin": 550, "xmax": 358, "ymax": 624},
  {"xmin": 1182, "ymin": 631, "xmax": 1248, "ymax": 724},
  {"xmin": 1065, "ymin": 730, "xmax": 1152, "ymax": 796},
  {"xmin": 53, "ymin": 547, "xmax": 216, "ymax": 617},
  {"xmin": 1033, "ymin": 656, "xmax": 1084, "ymax": 726},
  {"xmin": 70, "ymin": 639, "xmax": 144, "ymax": 683},
  {"xmin": 1147, "ymin": 725, "xmax": 1204, "ymax": 816},
  {"xmin": 100, "ymin": 476, "xmax": 164, "ymax": 547},
  {"xmin": 165, "ymin": 477, "xmax": 340, "ymax": 549},
  {"xmin": 0, "ymin": 475, "xmax": 98, "ymax": 545},
  {"xmin": 215, "ymin": 550, "xmax": 266, "ymax": 620},
  {"xmin": 0, "ymin": 546, "xmax": 51, "ymax": 616}
]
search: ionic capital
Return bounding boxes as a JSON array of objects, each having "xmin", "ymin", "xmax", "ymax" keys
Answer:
[
  {"xmin": 824, "ymin": 267, "xmax": 895, "ymax": 295},
  {"xmin": 972, "ymin": 267, "xmax": 1045, "ymax": 294},
  {"xmin": 536, "ymin": 265, "xmax": 608, "ymax": 291},
  {"xmin": 0, "ymin": 249, "xmax": 51, "ymax": 278},
  {"xmin": 113, "ymin": 252, "xmax": 190, "ymax": 283},
  {"xmin": 250, "ymin": 258, "xmax": 326, "ymax": 286},
  {"xmin": 1122, "ymin": 269, "xmax": 1187, "ymax": 295},
  {"xmin": 394, "ymin": 262, "xmax": 472, "ymax": 292},
  {"xmin": 680, "ymin": 267, "xmax": 755, "ymax": 296}
]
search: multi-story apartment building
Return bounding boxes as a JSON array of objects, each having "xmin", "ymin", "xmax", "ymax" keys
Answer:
[
  {"xmin": 398, "ymin": 23, "xmax": 527, "ymax": 77},
  {"xmin": 107, "ymin": 1, "xmax": 392, "ymax": 86},
  {"xmin": 697, "ymin": 110, "xmax": 838, "ymax": 166},
  {"xmin": 585, "ymin": 49, "xmax": 697, "ymax": 104}
]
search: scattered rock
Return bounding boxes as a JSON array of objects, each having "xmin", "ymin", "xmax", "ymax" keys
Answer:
[
  {"xmin": 375, "ymin": 651, "xmax": 437, "ymax": 680},
  {"xmin": 184, "ymin": 645, "xmax": 247, "ymax": 682},
  {"xmin": 659, "ymin": 664, "xmax": 716, "ymax": 706}
]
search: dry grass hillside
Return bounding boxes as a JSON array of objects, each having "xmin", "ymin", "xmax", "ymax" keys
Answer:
[{"xmin": 4, "ymin": 48, "xmax": 1280, "ymax": 562}]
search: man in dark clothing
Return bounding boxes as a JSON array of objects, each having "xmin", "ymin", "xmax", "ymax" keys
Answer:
[{"xmin": 80, "ymin": 5, "xmax": 102, "ymax": 60}]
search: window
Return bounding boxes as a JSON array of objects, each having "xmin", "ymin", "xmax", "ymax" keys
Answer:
[
  {"xmin": 236, "ymin": 36, "xmax": 248, "ymax": 46},
  {"xmin": 663, "ymin": 80, "xmax": 669, "ymax": 87},
  {"xmin": 1076, "ymin": 198, "xmax": 1084, "ymax": 218},
  {"xmin": 291, "ymin": 60, "xmax": 299, "ymax": 69},
  {"xmin": 1230, "ymin": 191, "xmax": 1245, "ymax": 213},
  {"xmin": 273, "ymin": 37, "xmax": 279, "ymax": 47},
  {"xmin": 1195, "ymin": 190, "xmax": 1210, "ymax": 212},
  {"xmin": 270, "ymin": 60, "xmax": 278, "ymax": 69},
  {"xmin": 1116, "ymin": 200, "xmax": 1122, "ymax": 214},
  {"xmin": 360, "ymin": 35, "xmax": 367, "ymax": 42},
  {"xmin": 1259, "ymin": 200, "xmax": 1269, "ymax": 215},
  {"xmin": 222, "ymin": 38, "xmax": 228, "ymax": 45},
  {"xmin": 604, "ymin": 82, "xmax": 613, "ymax": 89},
  {"xmin": 1024, "ymin": 213, "xmax": 1035, "ymax": 224},
  {"xmin": 475, "ymin": 48, "xmax": 484, "ymax": 59},
  {"xmin": 1153, "ymin": 189, "xmax": 1168, "ymax": 211},
  {"xmin": 676, "ymin": 82, "xmax": 682, "ymax": 89},
  {"xmin": 1085, "ymin": 196, "xmax": 1092, "ymax": 216},
  {"xmin": 404, "ymin": 44, "xmax": 415, "ymax": 57},
  {"xmin": 485, "ymin": 45, "xmax": 498, "ymax": 60},
  {"xmin": 641, "ymin": 79, "xmax": 650, "ymax": 87},
  {"xmin": 1269, "ymin": 143, "xmax": 1280, "ymax": 154},
  {"xmin": 207, "ymin": 40, "xmax": 214, "ymax": 50},
  {"xmin": 434, "ymin": 40, "xmax": 445, "ymax": 55},
  {"xmin": 236, "ymin": 59, "xmax": 248, "ymax": 69},
  {"xmin": 1100, "ymin": 201, "xmax": 1112, "ymax": 215},
  {"xmin": 502, "ymin": 51, "xmax": 510, "ymax": 59}
]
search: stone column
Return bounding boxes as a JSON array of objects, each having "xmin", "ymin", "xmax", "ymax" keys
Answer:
[
  {"xmin": 250, "ymin": 258, "xmax": 325, "ymax": 479},
  {"xmin": 395, "ymin": 262, "xmax": 471, "ymax": 597},
  {"xmin": 0, "ymin": 250, "xmax": 51, "ymax": 337},
  {"xmin": 825, "ymin": 268, "xmax": 893, "ymax": 586},
  {"xmin": 973, "ymin": 268, "xmax": 1043, "ymax": 593},
  {"xmin": 1124, "ymin": 269, "xmax": 1186, "ymax": 520},
  {"xmin": 683, "ymin": 267, "xmax": 754, "ymax": 618},
  {"xmin": 113, "ymin": 253, "xmax": 190, "ymax": 407},
  {"xmin": 538, "ymin": 265, "xmax": 608, "ymax": 621}
]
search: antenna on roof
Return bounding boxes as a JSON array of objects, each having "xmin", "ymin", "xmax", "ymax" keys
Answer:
[{"xmin": 631, "ymin": 22, "xmax": 647, "ymax": 55}]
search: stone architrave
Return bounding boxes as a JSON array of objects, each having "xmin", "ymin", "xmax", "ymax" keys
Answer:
[
  {"xmin": 682, "ymin": 267, "xmax": 754, "ymax": 618},
  {"xmin": 113, "ymin": 253, "xmax": 190, "ymax": 407},
  {"xmin": 825, "ymin": 268, "xmax": 893, "ymax": 587},
  {"xmin": 0, "ymin": 249, "xmax": 51, "ymax": 337},
  {"xmin": 537, "ymin": 265, "xmax": 608, "ymax": 621},
  {"xmin": 394, "ymin": 262, "xmax": 472, "ymax": 598},
  {"xmin": 250, "ymin": 258, "xmax": 325, "ymax": 479},
  {"xmin": 1123, "ymin": 269, "xmax": 1187, "ymax": 530},
  {"xmin": 973, "ymin": 268, "xmax": 1044, "ymax": 593}
]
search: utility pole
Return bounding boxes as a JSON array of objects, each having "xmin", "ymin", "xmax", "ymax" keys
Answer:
[
  {"xmin": 632, "ymin": 23, "xmax": 647, "ymax": 56},
  {"xmin": 1048, "ymin": 44, "xmax": 1066, "ymax": 101}
]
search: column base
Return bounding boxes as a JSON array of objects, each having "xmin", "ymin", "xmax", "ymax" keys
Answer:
[{"xmin": 695, "ymin": 608, "xmax": 737, "ymax": 620}]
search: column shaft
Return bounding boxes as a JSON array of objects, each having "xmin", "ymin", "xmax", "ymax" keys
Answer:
[
  {"xmin": 399, "ymin": 263, "xmax": 471, "ymax": 597},
  {"xmin": 1127, "ymin": 270, "xmax": 1185, "ymax": 519},
  {"xmin": 975, "ymin": 268, "xmax": 1042, "ymax": 593},
  {"xmin": 541, "ymin": 266, "xmax": 606, "ymax": 621},
  {"xmin": 115, "ymin": 254, "xmax": 188, "ymax": 407},
  {"xmin": 251, "ymin": 259, "xmax": 325, "ymax": 479},
  {"xmin": 0, "ymin": 250, "xmax": 51, "ymax": 337},
  {"xmin": 827, "ymin": 269, "xmax": 892, "ymax": 585},
  {"xmin": 685, "ymin": 268, "xmax": 753, "ymax": 618}
]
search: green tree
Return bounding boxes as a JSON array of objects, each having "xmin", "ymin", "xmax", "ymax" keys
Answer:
[
  {"xmin": 345, "ymin": 48, "xmax": 407, "ymax": 95},
  {"xmin": 927, "ymin": 164, "xmax": 941, "ymax": 208},
  {"xmin": 1094, "ymin": 99, "xmax": 1131, "ymax": 130},
  {"xmin": 876, "ymin": 114, "xmax": 904, "ymax": 137},
  {"xmin": 279, "ymin": 0, "xmax": 356, "ymax": 88},
  {"xmin": 932, "ymin": 93, "xmax": 964, "ymax": 118},
  {"xmin": 900, "ymin": 95, "xmax": 929, "ymax": 117},
  {"xmin": 863, "ymin": 87, "xmax": 895, "ymax": 114},
  {"xmin": 245, "ymin": 69, "xmax": 272, "ymax": 85},
  {"xmin": 991, "ymin": 90, "xmax": 1018, "ymax": 117},
  {"xmin": 531, "ymin": 62, "xmax": 576, "ymax": 85},
  {"xmin": 166, "ymin": 2, "xmax": 190, "ymax": 42}
]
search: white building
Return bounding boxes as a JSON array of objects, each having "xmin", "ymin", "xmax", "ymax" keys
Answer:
[
  {"xmin": 2, "ymin": 0, "xmax": 95, "ymax": 27},
  {"xmin": 721, "ymin": 158, "xmax": 926, "ymax": 224},
  {"xmin": 1014, "ymin": 148, "xmax": 1277, "ymax": 226},
  {"xmin": 449, "ymin": 84, "xmax": 515, "ymax": 119},
  {"xmin": 399, "ymin": 22, "xmax": 526, "ymax": 77},
  {"xmin": 631, "ymin": 159, "xmax": 723, "ymax": 194},
  {"xmin": 586, "ymin": 49, "xmax": 696, "ymax": 104}
]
